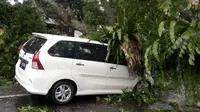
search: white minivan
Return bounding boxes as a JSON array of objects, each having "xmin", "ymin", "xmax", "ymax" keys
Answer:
[{"xmin": 15, "ymin": 33, "xmax": 153, "ymax": 104}]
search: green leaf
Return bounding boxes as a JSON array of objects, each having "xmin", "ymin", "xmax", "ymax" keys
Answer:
[
  {"xmin": 158, "ymin": 21, "xmax": 165, "ymax": 37},
  {"xmin": 174, "ymin": 38, "xmax": 183, "ymax": 49},
  {"xmin": 189, "ymin": 58, "xmax": 194, "ymax": 66},
  {"xmin": 182, "ymin": 27, "xmax": 194, "ymax": 40},
  {"xmin": 152, "ymin": 40, "xmax": 160, "ymax": 62},
  {"xmin": 172, "ymin": 44, "xmax": 177, "ymax": 50},
  {"xmin": 189, "ymin": 54, "xmax": 195, "ymax": 61},
  {"xmin": 144, "ymin": 46, "xmax": 151, "ymax": 71},
  {"xmin": 117, "ymin": 28, "xmax": 122, "ymax": 40},
  {"xmin": 0, "ymin": 39, "xmax": 3, "ymax": 45},
  {"xmin": 191, "ymin": 19, "xmax": 197, "ymax": 27},
  {"xmin": 112, "ymin": 32, "xmax": 116, "ymax": 39},
  {"xmin": 187, "ymin": 4, "xmax": 192, "ymax": 10},
  {"xmin": 159, "ymin": 0, "xmax": 171, "ymax": 14},
  {"xmin": 123, "ymin": 34, "xmax": 129, "ymax": 43},
  {"xmin": 188, "ymin": 42, "xmax": 195, "ymax": 54},
  {"xmin": 106, "ymin": 26, "xmax": 113, "ymax": 33},
  {"xmin": 170, "ymin": 21, "xmax": 176, "ymax": 43},
  {"xmin": 179, "ymin": 48, "xmax": 185, "ymax": 58},
  {"xmin": 182, "ymin": 45, "xmax": 187, "ymax": 50},
  {"xmin": 179, "ymin": 52, "xmax": 183, "ymax": 58},
  {"xmin": 195, "ymin": 47, "xmax": 200, "ymax": 54},
  {"xmin": 183, "ymin": 42, "xmax": 188, "ymax": 45}
]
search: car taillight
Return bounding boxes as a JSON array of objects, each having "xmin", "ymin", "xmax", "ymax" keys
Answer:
[
  {"xmin": 18, "ymin": 45, "xmax": 23, "ymax": 53},
  {"xmin": 32, "ymin": 51, "xmax": 44, "ymax": 70}
]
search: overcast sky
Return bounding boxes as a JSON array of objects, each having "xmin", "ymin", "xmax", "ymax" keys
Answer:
[{"xmin": 8, "ymin": 0, "xmax": 24, "ymax": 5}]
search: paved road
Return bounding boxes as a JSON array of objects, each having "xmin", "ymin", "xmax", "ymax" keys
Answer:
[{"xmin": 0, "ymin": 85, "xmax": 151, "ymax": 112}]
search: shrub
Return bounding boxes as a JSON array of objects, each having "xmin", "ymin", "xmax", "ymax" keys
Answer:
[{"xmin": 0, "ymin": 1, "xmax": 46, "ymax": 79}]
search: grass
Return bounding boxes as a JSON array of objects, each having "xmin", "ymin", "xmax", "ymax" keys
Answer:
[
  {"xmin": 0, "ymin": 76, "xmax": 13, "ymax": 86},
  {"xmin": 18, "ymin": 105, "xmax": 51, "ymax": 112}
]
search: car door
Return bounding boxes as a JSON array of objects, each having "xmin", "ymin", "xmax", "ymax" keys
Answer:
[
  {"xmin": 106, "ymin": 58, "xmax": 138, "ymax": 90},
  {"xmin": 72, "ymin": 43, "xmax": 107, "ymax": 90},
  {"xmin": 45, "ymin": 41, "xmax": 76, "ymax": 81}
]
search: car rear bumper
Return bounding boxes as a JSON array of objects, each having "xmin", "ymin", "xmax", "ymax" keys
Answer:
[
  {"xmin": 15, "ymin": 73, "xmax": 48, "ymax": 95},
  {"xmin": 15, "ymin": 64, "xmax": 52, "ymax": 95}
]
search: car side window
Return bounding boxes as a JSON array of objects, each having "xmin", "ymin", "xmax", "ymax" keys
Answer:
[
  {"xmin": 75, "ymin": 43, "xmax": 107, "ymax": 62},
  {"xmin": 108, "ymin": 53, "xmax": 127, "ymax": 66},
  {"xmin": 48, "ymin": 41, "xmax": 76, "ymax": 58}
]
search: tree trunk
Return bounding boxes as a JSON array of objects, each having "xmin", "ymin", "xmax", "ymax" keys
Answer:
[{"xmin": 121, "ymin": 41, "xmax": 142, "ymax": 74}]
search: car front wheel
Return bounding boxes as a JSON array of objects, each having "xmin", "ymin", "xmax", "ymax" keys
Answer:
[{"xmin": 134, "ymin": 79, "xmax": 151, "ymax": 92}]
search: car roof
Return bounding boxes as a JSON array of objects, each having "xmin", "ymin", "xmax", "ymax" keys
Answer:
[{"xmin": 32, "ymin": 32, "xmax": 107, "ymax": 46}]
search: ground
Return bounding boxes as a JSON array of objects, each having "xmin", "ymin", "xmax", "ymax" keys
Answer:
[{"xmin": 0, "ymin": 85, "xmax": 151, "ymax": 112}]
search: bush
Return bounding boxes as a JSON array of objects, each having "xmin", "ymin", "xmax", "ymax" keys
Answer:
[
  {"xmin": 0, "ymin": 76, "xmax": 13, "ymax": 86},
  {"xmin": 0, "ymin": 1, "xmax": 46, "ymax": 79}
]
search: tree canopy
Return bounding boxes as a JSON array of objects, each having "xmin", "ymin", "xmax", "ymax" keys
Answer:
[
  {"xmin": 0, "ymin": 0, "xmax": 46, "ymax": 78},
  {"xmin": 0, "ymin": 0, "xmax": 200, "ymax": 105}
]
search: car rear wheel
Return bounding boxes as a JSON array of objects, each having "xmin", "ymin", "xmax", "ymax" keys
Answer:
[{"xmin": 50, "ymin": 81, "xmax": 75, "ymax": 104}]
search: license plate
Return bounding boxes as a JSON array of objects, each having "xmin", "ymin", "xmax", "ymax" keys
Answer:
[{"xmin": 20, "ymin": 60, "xmax": 26, "ymax": 70}]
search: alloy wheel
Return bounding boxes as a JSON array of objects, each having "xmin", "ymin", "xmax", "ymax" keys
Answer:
[{"xmin": 55, "ymin": 84, "xmax": 72, "ymax": 103}]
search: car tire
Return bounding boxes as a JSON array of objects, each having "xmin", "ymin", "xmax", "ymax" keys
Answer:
[
  {"xmin": 50, "ymin": 81, "xmax": 75, "ymax": 104},
  {"xmin": 134, "ymin": 79, "xmax": 151, "ymax": 92}
]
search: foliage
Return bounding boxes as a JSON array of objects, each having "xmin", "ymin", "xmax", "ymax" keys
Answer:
[
  {"xmin": 83, "ymin": 0, "xmax": 108, "ymax": 28},
  {"xmin": 55, "ymin": 0, "xmax": 84, "ymax": 21},
  {"xmin": 98, "ymin": 87, "xmax": 156, "ymax": 106},
  {"xmin": 85, "ymin": 28, "xmax": 109, "ymax": 43},
  {"xmin": 119, "ymin": 108, "xmax": 128, "ymax": 112},
  {"xmin": 18, "ymin": 105, "xmax": 50, "ymax": 112},
  {"xmin": 145, "ymin": 22, "xmax": 199, "ymax": 72},
  {"xmin": 144, "ymin": 0, "xmax": 200, "ymax": 105},
  {"xmin": 0, "ymin": 1, "xmax": 46, "ymax": 79},
  {"xmin": 89, "ymin": 0, "xmax": 165, "ymax": 75},
  {"xmin": 0, "ymin": 0, "xmax": 14, "ymax": 26},
  {"xmin": 120, "ymin": 92, "xmax": 155, "ymax": 106},
  {"xmin": 0, "ymin": 76, "xmax": 13, "ymax": 86},
  {"xmin": 90, "ymin": 0, "xmax": 200, "ymax": 106},
  {"xmin": 87, "ymin": 0, "xmax": 164, "ymax": 104},
  {"xmin": 145, "ymin": 0, "xmax": 200, "ymax": 71}
]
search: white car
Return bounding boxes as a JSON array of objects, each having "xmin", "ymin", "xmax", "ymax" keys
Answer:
[{"xmin": 15, "ymin": 33, "xmax": 153, "ymax": 104}]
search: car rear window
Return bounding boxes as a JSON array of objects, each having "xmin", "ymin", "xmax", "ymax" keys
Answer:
[{"xmin": 23, "ymin": 37, "xmax": 47, "ymax": 54}]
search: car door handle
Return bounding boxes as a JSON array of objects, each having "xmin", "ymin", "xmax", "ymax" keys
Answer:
[
  {"xmin": 76, "ymin": 63, "xmax": 84, "ymax": 66},
  {"xmin": 110, "ymin": 67, "xmax": 116, "ymax": 69}
]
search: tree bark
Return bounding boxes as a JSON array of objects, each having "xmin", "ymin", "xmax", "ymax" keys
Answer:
[{"xmin": 121, "ymin": 41, "xmax": 141, "ymax": 74}]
